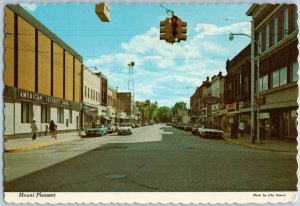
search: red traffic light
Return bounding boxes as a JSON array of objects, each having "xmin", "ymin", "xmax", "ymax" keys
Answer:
[
  {"xmin": 171, "ymin": 16, "xmax": 179, "ymax": 37},
  {"xmin": 171, "ymin": 15, "xmax": 178, "ymax": 23}
]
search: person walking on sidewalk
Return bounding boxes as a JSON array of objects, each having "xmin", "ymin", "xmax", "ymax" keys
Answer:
[
  {"xmin": 31, "ymin": 120, "xmax": 38, "ymax": 141},
  {"xmin": 239, "ymin": 120, "xmax": 245, "ymax": 138},
  {"xmin": 49, "ymin": 120, "xmax": 57, "ymax": 140}
]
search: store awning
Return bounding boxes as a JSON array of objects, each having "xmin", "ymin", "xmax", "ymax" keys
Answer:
[{"xmin": 101, "ymin": 116, "xmax": 111, "ymax": 121}]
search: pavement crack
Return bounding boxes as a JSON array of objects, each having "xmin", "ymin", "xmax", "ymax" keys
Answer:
[{"xmin": 125, "ymin": 177, "xmax": 172, "ymax": 192}]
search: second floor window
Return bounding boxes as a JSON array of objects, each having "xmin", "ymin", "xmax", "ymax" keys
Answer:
[
  {"xmin": 272, "ymin": 66, "xmax": 287, "ymax": 88},
  {"xmin": 258, "ymin": 31, "xmax": 262, "ymax": 54},
  {"xmin": 291, "ymin": 62, "xmax": 299, "ymax": 82},
  {"xmin": 244, "ymin": 75, "xmax": 249, "ymax": 94},
  {"xmin": 273, "ymin": 17, "xmax": 278, "ymax": 45},
  {"xmin": 283, "ymin": 8, "xmax": 289, "ymax": 38},
  {"xmin": 265, "ymin": 24, "xmax": 269, "ymax": 50},
  {"xmin": 259, "ymin": 74, "xmax": 268, "ymax": 92}
]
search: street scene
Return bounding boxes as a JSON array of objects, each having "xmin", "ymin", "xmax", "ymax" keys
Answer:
[{"xmin": 2, "ymin": 1, "xmax": 298, "ymax": 197}]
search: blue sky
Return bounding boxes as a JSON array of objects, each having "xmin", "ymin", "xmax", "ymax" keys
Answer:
[{"xmin": 20, "ymin": 2, "xmax": 252, "ymax": 107}]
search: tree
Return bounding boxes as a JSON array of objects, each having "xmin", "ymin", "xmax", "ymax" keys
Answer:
[
  {"xmin": 172, "ymin": 101, "xmax": 188, "ymax": 123},
  {"xmin": 158, "ymin": 106, "xmax": 172, "ymax": 122}
]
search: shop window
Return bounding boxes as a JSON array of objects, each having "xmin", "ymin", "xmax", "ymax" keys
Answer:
[
  {"xmin": 41, "ymin": 104, "xmax": 50, "ymax": 123},
  {"xmin": 272, "ymin": 67, "xmax": 287, "ymax": 88},
  {"xmin": 265, "ymin": 24, "xmax": 269, "ymax": 50},
  {"xmin": 291, "ymin": 62, "xmax": 299, "ymax": 82},
  {"xmin": 57, "ymin": 107, "xmax": 64, "ymax": 124},
  {"xmin": 21, "ymin": 101, "xmax": 33, "ymax": 123},
  {"xmin": 273, "ymin": 17, "xmax": 278, "ymax": 45},
  {"xmin": 69, "ymin": 109, "xmax": 73, "ymax": 124},
  {"xmin": 259, "ymin": 75, "xmax": 268, "ymax": 91},
  {"xmin": 283, "ymin": 8, "xmax": 289, "ymax": 38}
]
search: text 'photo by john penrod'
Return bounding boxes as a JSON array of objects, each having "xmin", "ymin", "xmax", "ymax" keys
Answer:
[{"xmin": 2, "ymin": 1, "xmax": 298, "ymax": 204}]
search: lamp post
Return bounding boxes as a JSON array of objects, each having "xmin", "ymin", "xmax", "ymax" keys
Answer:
[{"xmin": 229, "ymin": 21, "xmax": 261, "ymax": 143}]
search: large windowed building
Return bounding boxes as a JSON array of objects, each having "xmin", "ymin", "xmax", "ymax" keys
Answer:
[
  {"xmin": 4, "ymin": 5, "xmax": 82, "ymax": 138},
  {"xmin": 246, "ymin": 4, "xmax": 298, "ymax": 138}
]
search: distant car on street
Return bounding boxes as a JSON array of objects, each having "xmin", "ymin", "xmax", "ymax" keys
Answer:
[
  {"xmin": 107, "ymin": 123, "xmax": 116, "ymax": 134},
  {"xmin": 192, "ymin": 124, "xmax": 201, "ymax": 135},
  {"xmin": 141, "ymin": 122, "xmax": 148, "ymax": 126},
  {"xmin": 85, "ymin": 124, "xmax": 108, "ymax": 137},
  {"xmin": 117, "ymin": 123, "xmax": 133, "ymax": 135},
  {"xmin": 184, "ymin": 123, "xmax": 193, "ymax": 131},
  {"xmin": 198, "ymin": 124, "xmax": 223, "ymax": 138}
]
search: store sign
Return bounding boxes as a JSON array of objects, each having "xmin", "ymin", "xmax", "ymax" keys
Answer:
[
  {"xmin": 84, "ymin": 105, "xmax": 98, "ymax": 114},
  {"xmin": 199, "ymin": 108, "xmax": 207, "ymax": 116},
  {"xmin": 239, "ymin": 102, "xmax": 244, "ymax": 108},
  {"xmin": 259, "ymin": 112, "xmax": 269, "ymax": 119},
  {"xmin": 201, "ymin": 96, "xmax": 219, "ymax": 104},
  {"xmin": 212, "ymin": 104, "xmax": 219, "ymax": 114},
  {"xmin": 18, "ymin": 89, "xmax": 70, "ymax": 106},
  {"xmin": 226, "ymin": 103, "xmax": 236, "ymax": 112},
  {"xmin": 291, "ymin": 110, "xmax": 298, "ymax": 118}
]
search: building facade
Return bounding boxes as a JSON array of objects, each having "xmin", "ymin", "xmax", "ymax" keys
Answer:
[
  {"xmin": 107, "ymin": 86, "xmax": 117, "ymax": 123},
  {"xmin": 224, "ymin": 44, "xmax": 251, "ymax": 133},
  {"xmin": 247, "ymin": 4, "xmax": 298, "ymax": 138},
  {"xmin": 116, "ymin": 92, "xmax": 137, "ymax": 123},
  {"xmin": 82, "ymin": 67, "xmax": 101, "ymax": 128},
  {"xmin": 96, "ymin": 72, "xmax": 109, "ymax": 124},
  {"xmin": 4, "ymin": 5, "xmax": 82, "ymax": 138}
]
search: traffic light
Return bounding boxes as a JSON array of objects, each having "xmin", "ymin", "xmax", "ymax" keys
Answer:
[
  {"xmin": 261, "ymin": 96, "xmax": 266, "ymax": 105},
  {"xmin": 255, "ymin": 96, "xmax": 261, "ymax": 106},
  {"xmin": 160, "ymin": 18, "xmax": 170, "ymax": 42},
  {"xmin": 176, "ymin": 18, "xmax": 187, "ymax": 42}
]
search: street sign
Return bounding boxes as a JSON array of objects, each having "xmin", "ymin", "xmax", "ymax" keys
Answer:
[{"xmin": 201, "ymin": 96, "xmax": 219, "ymax": 104}]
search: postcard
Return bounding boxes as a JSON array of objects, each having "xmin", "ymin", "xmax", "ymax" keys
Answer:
[{"xmin": 2, "ymin": 0, "xmax": 298, "ymax": 204}]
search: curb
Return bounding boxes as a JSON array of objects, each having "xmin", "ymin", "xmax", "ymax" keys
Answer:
[
  {"xmin": 4, "ymin": 140, "xmax": 64, "ymax": 153},
  {"xmin": 223, "ymin": 138, "xmax": 294, "ymax": 153}
]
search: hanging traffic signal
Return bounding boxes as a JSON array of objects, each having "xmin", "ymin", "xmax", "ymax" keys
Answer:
[
  {"xmin": 255, "ymin": 96, "xmax": 261, "ymax": 105},
  {"xmin": 171, "ymin": 15, "xmax": 179, "ymax": 37},
  {"xmin": 160, "ymin": 18, "xmax": 170, "ymax": 42},
  {"xmin": 177, "ymin": 18, "xmax": 187, "ymax": 42},
  {"xmin": 261, "ymin": 96, "xmax": 266, "ymax": 105}
]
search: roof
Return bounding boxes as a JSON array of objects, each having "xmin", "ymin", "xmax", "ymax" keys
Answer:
[{"xmin": 7, "ymin": 4, "xmax": 83, "ymax": 62}]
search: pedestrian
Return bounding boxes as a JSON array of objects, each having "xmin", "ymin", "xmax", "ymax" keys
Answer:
[
  {"xmin": 45, "ymin": 124, "xmax": 48, "ymax": 136},
  {"xmin": 260, "ymin": 120, "xmax": 266, "ymax": 142},
  {"xmin": 239, "ymin": 120, "xmax": 245, "ymax": 137},
  {"xmin": 31, "ymin": 120, "xmax": 38, "ymax": 141},
  {"xmin": 49, "ymin": 120, "xmax": 57, "ymax": 140}
]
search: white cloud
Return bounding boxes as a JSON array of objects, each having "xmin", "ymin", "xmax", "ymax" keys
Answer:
[
  {"xmin": 20, "ymin": 3, "xmax": 38, "ymax": 12},
  {"xmin": 84, "ymin": 21, "xmax": 251, "ymax": 107}
]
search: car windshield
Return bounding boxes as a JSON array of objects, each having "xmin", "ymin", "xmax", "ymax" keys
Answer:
[
  {"xmin": 204, "ymin": 124, "xmax": 217, "ymax": 129},
  {"xmin": 119, "ymin": 123, "xmax": 130, "ymax": 127},
  {"xmin": 92, "ymin": 125, "xmax": 102, "ymax": 128}
]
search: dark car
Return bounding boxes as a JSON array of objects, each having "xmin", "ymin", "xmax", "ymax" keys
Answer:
[{"xmin": 184, "ymin": 123, "xmax": 193, "ymax": 132}]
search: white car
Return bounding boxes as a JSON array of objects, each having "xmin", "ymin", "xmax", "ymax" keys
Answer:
[
  {"xmin": 117, "ymin": 123, "xmax": 133, "ymax": 135},
  {"xmin": 198, "ymin": 124, "xmax": 223, "ymax": 138}
]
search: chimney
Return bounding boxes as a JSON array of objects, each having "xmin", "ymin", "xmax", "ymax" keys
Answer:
[
  {"xmin": 206, "ymin": 76, "xmax": 209, "ymax": 82},
  {"xmin": 219, "ymin": 71, "xmax": 222, "ymax": 76}
]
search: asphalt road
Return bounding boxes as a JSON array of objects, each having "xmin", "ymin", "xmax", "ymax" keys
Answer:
[{"xmin": 4, "ymin": 125, "xmax": 297, "ymax": 192}]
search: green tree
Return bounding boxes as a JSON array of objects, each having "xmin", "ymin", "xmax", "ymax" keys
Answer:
[{"xmin": 158, "ymin": 106, "xmax": 172, "ymax": 122}]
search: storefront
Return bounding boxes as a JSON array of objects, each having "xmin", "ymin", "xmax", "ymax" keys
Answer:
[
  {"xmin": 83, "ymin": 104, "xmax": 99, "ymax": 128},
  {"xmin": 4, "ymin": 87, "xmax": 80, "ymax": 139},
  {"xmin": 259, "ymin": 108, "xmax": 298, "ymax": 139}
]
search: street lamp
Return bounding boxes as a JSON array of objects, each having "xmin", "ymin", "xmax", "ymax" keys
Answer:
[{"xmin": 229, "ymin": 22, "xmax": 261, "ymax": 144}]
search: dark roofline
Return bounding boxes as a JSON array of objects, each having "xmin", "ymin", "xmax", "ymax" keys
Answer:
[
  {"xmin": 227, "ymin": 43, "xmax": 251, "ymax": 65},
  {"xmin": 7, "ymin": 4, "xmax": 83, "ymax": 62}
]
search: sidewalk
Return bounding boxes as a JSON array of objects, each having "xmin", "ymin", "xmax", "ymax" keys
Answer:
[
  {"xmin": 223, "ymin": 132, "xmax": 297, "ymax": 153},
  {"xmin": 4, "ymin": 132, "xmax": 81, "ymax": 153}
]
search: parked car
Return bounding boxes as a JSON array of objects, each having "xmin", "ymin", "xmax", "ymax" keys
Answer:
[
  {"xmin": 198, "ymin": 124, "xmax": 223, "ymax": 138},
  {"xmin": 85, "ymin": 124, "xmax": 108, "ymax": 137},
  {"xmin": 107, "ymin": 123, "xmax": 116, "ymax": 133},
  {"xmin": 149, "ymin": 121, "xmax": 155, "ymax": 125},
  {"xmin": 117, "ymin": 123, "xmax": 133, "ymax": 135},
  {"xmin": 184, "ymin": 123, "xmax": 193, "ymax": 132},
  {"xmin": 192, "ymin": 124, "xmax": 201, "ymax": 135},
  {"xmin": 135, "ymin": 123, "xmax": 141, "ymax": 127},
  {"xmin": 142, "ymin": 122, "xmax": 148, "ymax": 126}
]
